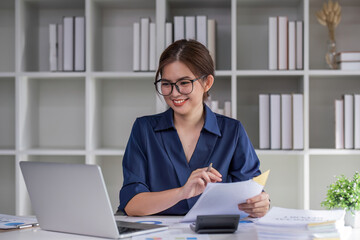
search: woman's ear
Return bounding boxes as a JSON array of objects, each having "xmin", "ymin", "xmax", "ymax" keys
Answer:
[{"xmin": 204, "ymin": 75, "xmax": 214, "ymax": 93}]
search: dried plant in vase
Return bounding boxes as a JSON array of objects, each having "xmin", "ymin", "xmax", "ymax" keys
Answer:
[{"xmin": 316, "ymin": 0, "xmax": 342, "ymax": 69}]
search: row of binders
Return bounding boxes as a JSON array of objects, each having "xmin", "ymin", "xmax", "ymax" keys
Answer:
[
  {"xmin": 268, "ymin": 16, "xmax": 303, "ymax": 70},
  {"xmin": 259, "ymin": 93, "xmax": 304, "ymax": 150},
  {"xmin": 49, "ymin": 16, "xmax": 85, "ymax": 72},
  {"xmin": 133, "ymin": 18, "xmax": 157, "ymax": 72},
  {"xmin": 171, "ymin": 16, "xmax": 216, "ymax": 66},
  {"xmin": 335, "ymin": 94, "xmax": 360, "ymax": 149},
  {"xmin": 133, "ymin": 15, "xmax": 216, "ymax": 72},
  {"xmin": 205, "ymin": 97, "xmax": 231, "ymax": 118},
  {"xmin": 337, "ymin": 51, "xmax": 360, "ymax": 70}
]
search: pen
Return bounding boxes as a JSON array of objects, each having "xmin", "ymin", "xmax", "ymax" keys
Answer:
[
  {"xmin": 206, "ymin": 163, "xmax": 213, "ymax": 172},
  {"xmin": 17, "ymin": 223, "xmax": 39, "ymax": 229}
]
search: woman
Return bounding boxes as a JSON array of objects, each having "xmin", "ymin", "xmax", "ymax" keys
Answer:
[{"xmin": 118, "ymin": 39, "xmax": 270, "ymax": 217}]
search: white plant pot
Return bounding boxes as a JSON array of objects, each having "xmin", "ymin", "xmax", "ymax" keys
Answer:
[{"xmin": 345, "ymin": 210, "xmax": 360, "ymax": 228}]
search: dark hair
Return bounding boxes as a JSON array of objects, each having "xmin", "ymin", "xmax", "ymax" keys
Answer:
[{"xmin": 155, "ymin": 39, "xmax": 215, "ymax": 100}]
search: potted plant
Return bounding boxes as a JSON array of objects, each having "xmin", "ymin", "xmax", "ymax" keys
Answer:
[{"xmin": 321, "ymin": 171, "xmax": 360, "ymax": 228}]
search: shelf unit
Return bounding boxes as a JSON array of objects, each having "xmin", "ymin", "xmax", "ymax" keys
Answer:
[{"xmin": 0, "ymin": 0, "xmax": 359, "ymax": 216}]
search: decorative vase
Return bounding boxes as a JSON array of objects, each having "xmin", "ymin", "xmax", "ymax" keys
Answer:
[
  {"xmin": 345, "ymin": 210, "xmax": 360, "ymax": 228},
  {"xmin": 325, "ymin": 39, "xmax": 338, "ymax": 69}
]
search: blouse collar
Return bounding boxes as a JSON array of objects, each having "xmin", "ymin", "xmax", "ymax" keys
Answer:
[{"xmin": 154, "ymin": 104, "xmax": 222, "ymax": 137}]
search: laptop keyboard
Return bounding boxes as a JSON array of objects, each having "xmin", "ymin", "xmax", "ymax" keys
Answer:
[{"xmin": 118, "ymin": 226, "xmax": 141, "ymax": 234}]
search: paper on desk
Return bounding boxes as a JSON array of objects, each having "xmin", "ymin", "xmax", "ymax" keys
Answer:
[
  {"xmin": 255, "ymin": 207, "xmax": 348, "ymax": 240},
  {"xmin": 132, "ymin": 230, "xmax": 210, "ymax": 240},
  {"xmin": 118, "ymin": 215, "xmax": 181, "ymax": 226},
  {"xmin": 0, "ymin": 214, "xmax": 38, "ymax": 229},
  {"xmin": 256, "ymin": 207, "xmax": 346, "ymax": 227},
  {"xmin": 182, "ymin": 170, "xmax": 270, "ymax": 222}
]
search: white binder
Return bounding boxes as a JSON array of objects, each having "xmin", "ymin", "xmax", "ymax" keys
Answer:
[
  {"xmin": 63, "ymin": 16, "xmax": 74, "ymax": 71},
  {"xmin": 74, "ymin": 16, "xmax": 85, "ymax": 71}
]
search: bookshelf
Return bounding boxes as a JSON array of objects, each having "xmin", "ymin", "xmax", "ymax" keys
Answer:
[{"xmin": 1, "ymin": 0, "xmax": 360, "ymax": 216}]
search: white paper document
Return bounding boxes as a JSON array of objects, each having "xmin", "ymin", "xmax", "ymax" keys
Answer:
[
  {"xmin": 182, "ymin": 171, "xmax": 270, "ymax": 222},
  {"xmin": 132, "ymin": 231, "xmax": 210, "ymax": 240},
  {"xmin": 118, "ymin": 215, "xmax": 181, "ymax": 226},
  {"xmin": 257, "ymin": 207, "xmax": 345, "ymax": 227},
  {"xmin": 0, "ymin": 214, "xmax": 38, "ymax": 229}
]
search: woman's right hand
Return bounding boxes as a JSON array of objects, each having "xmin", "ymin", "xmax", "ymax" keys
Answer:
[{"xmin": 180, "ymin": 167, "xmax": 222, "ymax": 199}]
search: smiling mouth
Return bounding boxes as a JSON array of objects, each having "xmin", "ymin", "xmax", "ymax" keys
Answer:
[
  {"xmin": 174, "ymin": 99, "xmax": 185, "ymax": 104},
  {"xmin": 172, "ymin": 98, "xmax": 188, "ymax": 106}
]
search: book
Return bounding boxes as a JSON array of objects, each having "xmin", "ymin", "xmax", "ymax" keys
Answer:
[
  {"xmin": 133, "ymin": 22, "xmax": 140, "ymax": 71},
  {"xmin": 336, "ymin": 51, "xmax": 360, "ymax": 62},
  {"xmin": 335, "ymin": 99, "xmax": 344, "ymax": 149},
  {"xmin": 292, "ymin": 94, "xmax": 304, "ymax": 150},
  {"xmin": 281, "ymin": 94, "xmax": 292, "ymax": 149},
  {"xmin": 49, "ymin": 24, "xmax": 57, "ymax": 72},
  {"xmin": 74, "ymin": 16, "xmax": 85, "ymax": 71},
  {"xmin": 57, "ymin": 24, "xmax": 63, "ymax": 71},
  {"xmin": 344, "ymin": 94, "xmax": 354, "ymax": 149},
  {"xmin": 270, "ymin": 94, "xmax": 281, "ymax": 149},
  {"xmin": 63, "ymin": 16, "xmax": 74, "ymax": 71},
  {"xmin": 149, "ymin": 22, "xmax": 156, "ymax": 71},
  {"xmin": 185, "ymin": 16, "xmax": 196, "ymax": 40},
  {"xmin": 140, "ymin": 17, "xmax": 150, "ymax": 71},
  {"xmin": 196, "ymin": 15, "xmax": 207, "ymax": 47},
  {"xmin": 259, "ymin": 94, "xmax": 270, "ymax": 149},
  {"xmin": 296, "ymin": 21, "xmax": 303, "ymax": 70},
  {"xmin": 268, "ymin": 17, "xmax": 278, "ymax": 70},
  {"xmin": 207, "ymin": 19, "xmax": 216, "ymax": 67},
  {"xmin": 355, "ymin": 94, "xmax": 360, "ymax": 149},
  {"xmin": 165, "ymin": 22, "xmax": 173, "ymax": 48},
  {"xmin": 277, "ymin": 16, "xmax": 288, "ymax": 70},
  {"xmin": 288, "ymin": 21, "xmax": 296, "ymax": 70},
  {"xmin": 174, "ymin": 16, "xmax": 184, "ymax": 42},
  {"xmin": 339, "ymin": 61, "xmax": 360, "ymax": 70}
]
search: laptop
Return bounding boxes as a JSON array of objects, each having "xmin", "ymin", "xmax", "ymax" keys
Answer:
[{"xmin": 20, "ymin": 161, "xmax": 168, "ymax": 239}]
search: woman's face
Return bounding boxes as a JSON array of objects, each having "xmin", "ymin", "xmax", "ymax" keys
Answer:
[{"xmin": 161, "ymin": 61, "xmax": 207, "ymax": 117}]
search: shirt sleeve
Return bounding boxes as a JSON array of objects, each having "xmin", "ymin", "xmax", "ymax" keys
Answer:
[
  {"xmin": 229, "ymin": 122, "xmax": 261, "ymax": 182},
  {"xmin": 118, "ymin": 119, "xmax": 150, "ymax": 214}
]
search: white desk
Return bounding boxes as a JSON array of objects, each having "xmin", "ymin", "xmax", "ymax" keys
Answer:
[{"xmin": 1, "ymin": 216, "xmax": 360, "ymax": 240}]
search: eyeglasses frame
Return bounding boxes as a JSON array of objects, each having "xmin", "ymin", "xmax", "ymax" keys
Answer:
[{"xmin": 154, "ymin": 75, "xmax": 207, "ymax": 96}]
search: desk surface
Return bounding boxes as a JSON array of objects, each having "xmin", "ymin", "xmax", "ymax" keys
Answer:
[{"xmin": 1, "ymin": 216, "xmax": 360, "ymax": 240}]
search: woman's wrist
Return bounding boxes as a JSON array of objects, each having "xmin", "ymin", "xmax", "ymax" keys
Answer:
[{"xmin": 177, "ymin": 186, "xmax": 187, "ymax": 201}]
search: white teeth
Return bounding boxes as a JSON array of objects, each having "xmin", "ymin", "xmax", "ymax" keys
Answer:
[{"xmin": 174, "ymin": 99, "xmax": 185, "ymax": 104}]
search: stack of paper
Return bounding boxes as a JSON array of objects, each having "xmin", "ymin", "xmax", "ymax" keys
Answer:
[{"xmin": 255, "ymin": 207, "xmax": 351, "ymax": 240}]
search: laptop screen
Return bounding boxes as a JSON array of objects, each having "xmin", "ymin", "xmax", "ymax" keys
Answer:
[{"xmin": 20, "ymin": 161, "xmax": 167, "ymax": 239}]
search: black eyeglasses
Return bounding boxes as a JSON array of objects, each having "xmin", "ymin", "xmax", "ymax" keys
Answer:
[{"xmin": 154, "ymin": 75, "xmax": 206, "ymax": 96}]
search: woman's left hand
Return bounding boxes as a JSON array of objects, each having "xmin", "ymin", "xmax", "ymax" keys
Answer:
[{"xmin": 238, "ymin": 191, "xmax": 270, "ymax": 218}]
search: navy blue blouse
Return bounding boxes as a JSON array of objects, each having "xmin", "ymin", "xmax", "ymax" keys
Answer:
[{"xmin": 118, "ymin": 105, "xmax": 261, "ymax": 215}]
